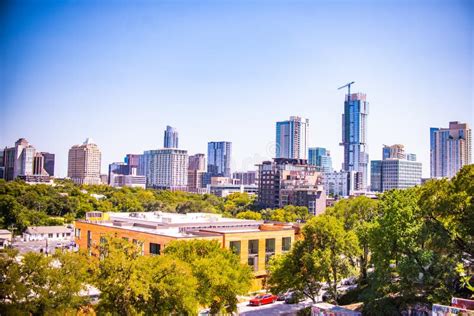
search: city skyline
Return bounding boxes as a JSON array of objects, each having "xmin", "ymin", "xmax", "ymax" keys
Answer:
[{"xmin": 1, "ymin": 1, "xmax": 473, "ymax": 178}]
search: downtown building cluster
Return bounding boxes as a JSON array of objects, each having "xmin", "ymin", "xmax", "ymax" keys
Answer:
[{"xmin": 1, "ymin": 87, "xmax": 472, "ymax": 202}]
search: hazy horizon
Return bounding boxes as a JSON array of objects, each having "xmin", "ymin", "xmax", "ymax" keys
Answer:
[{"xmin": 1, "ymin": 0, "xmax": 473, "ymax": 179}]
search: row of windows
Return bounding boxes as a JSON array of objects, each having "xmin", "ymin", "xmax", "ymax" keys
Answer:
[{"xmin": 229, "ymin": 237, "xmax": 291, "ymax": 257}]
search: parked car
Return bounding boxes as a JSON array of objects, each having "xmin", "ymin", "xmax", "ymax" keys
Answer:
[
  {"xmin": 284, "ymin": 292, "xmax": 300, "ymax": 304},
  {"xmin": 277, "ymin": 291, "xmax": 290, "ymax": 301},
  {"xmin": 249, "ymin": 294, "xmax": 277, "ymax": 306}
]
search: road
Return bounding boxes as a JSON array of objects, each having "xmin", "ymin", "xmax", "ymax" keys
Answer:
[{"xmin": 237, "ymin": 299, "xmax": 313, "ymax": 316}]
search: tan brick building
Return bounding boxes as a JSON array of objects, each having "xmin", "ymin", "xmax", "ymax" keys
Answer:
[{"xmin": 75, "ymin": 212, "xmax": 295, "ymax": 289}]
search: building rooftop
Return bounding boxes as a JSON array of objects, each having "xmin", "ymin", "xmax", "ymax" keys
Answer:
[
  {"xmin": 24, "ymin": 226, "xmax": 73, "ymax": 235},
  {"xmin": 79, "ymin": 212, "xmax": 293, "ymax": 238}
]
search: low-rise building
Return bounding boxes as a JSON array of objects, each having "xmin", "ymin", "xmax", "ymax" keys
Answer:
[
  {"xmin": 75, "ymin": 211, "xmax": 295, "ymax": 289},
  {"xmin": 0, "ymin": 229, "xmax": 12, "ymax": 249},
  {"xmin": 23, "ymin": 226, "xmax": 74, "ymax": 242},
  {"xmin": 208, "ymin": 184, "xmax": 258, "ymax": 197}
]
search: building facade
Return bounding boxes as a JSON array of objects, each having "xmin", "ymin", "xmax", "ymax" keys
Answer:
[
  {"xmin": 371, "ymin": 159, "xmax": 422, "ymax": 192},
  {"xmin": 2, "ymin": 138, "xmax": 53, "ymax": 182},
  {"xmin": 163, "ymin": 125, "xmax": 179, "ymax": 148},
  {"xmin": 67, "ymin": 138, "xmax": 102, "ymax": 185},
  {"xmin": 308, "ymin": 147, "xmax": 333, "ymax": 173},
  {"xmin": 144, "ymin": 149, "xmax": 188, "ymax": 190},
  {"xmin": 340, "ymin": 93, "xmax": 369, "ymax": 190},
  {"xmin": 187, "ymin": 153, "xmax": 207, "ymax": 193},
  {"xmin": 430, "ymin": 121, "xmax": 472, "ymax": 178},
  {"xmin": 75, "ymin": 211, "xmax": 295, "ymax": 289},
  {"xmin": 125, "ymin": 154, "xmax": 145, "ymax": 176},
  {"xmin": 207, "ymin": 142, "xmax": 232, "ymax": 178},
  {"xmin": 323, "ymin": 170, "xmax": 358, "ymax": 197},
  {"xmin": 382, "ymin": 144, "xmax": 406, "ymax": 160},
  {"xmin": 257, "ymin": 158, "xmax": 326, "ymax": 215},
  {"xmin": 41, "ymin": 152, "xmax": 55, "ymax": 176},
  {"xmin": 232, "ymin": 171, "xmax": 257, "ymax": 185},
  {"xmin": 275, "ymin": 116, "xmax": 309, "ymax": 159}
]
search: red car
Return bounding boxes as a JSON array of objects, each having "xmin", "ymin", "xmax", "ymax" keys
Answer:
[{"xmin": 249, "ymin": 294, "xmax": 277, "ymax": 306}]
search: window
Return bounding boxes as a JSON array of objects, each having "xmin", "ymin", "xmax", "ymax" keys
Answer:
[
  {"xmin": 48, "ymin": 233, "xmax": 53, "ymax": 238},
  {"xmin": 75, "ymin": 229, "xmax": 81, "ymax": 238},
  {"xmin": 282, "ymin": 237, "xmax": 291, "ymax": 251},
  {"xmin": 248, "ymin": 240, "xmax": 259, "ymax": 255},
  {"xmin": 150, "ymin": 243, "xmax": 161, "ymax": 255},
  {"xmin": 229, "ymin": 241, "xmax": 241, "ymax": 256},
  {"xmin": 265, "ymin": 238, "xmax": 275, "ymax": 253}
]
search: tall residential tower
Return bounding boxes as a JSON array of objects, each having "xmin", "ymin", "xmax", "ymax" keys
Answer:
[
  {"xmin": 430, "ymin": 121, "xmax": 472, "ymax": 178},
  {"xmin": 275, "ymin": 116, "xmax": 309, "ymax": 159},
  {"xmin": 207, "ymin": 142, "xmax": 232, "ymax": 177},
  {"xmin": 340, "ymin": 93, "xmax": 369, "ymax": 190},
  {"xmin": 163, "ymin": 126, "xmax": 179, "ymax": 148}
]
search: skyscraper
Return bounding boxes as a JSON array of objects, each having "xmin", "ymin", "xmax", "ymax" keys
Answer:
[
  {"xmin": 188, "ymin": 153, "xmax": 206, "ymax": 171},
  {"xmin": 430, "ymin": 121, "xmax": 472, "ymax": 178},
  {"xmin": 67, "ymin": 138, "xmax": 102, "ymax": 185},
  {"xmin": 308, "ymin": 147, "xmax": 333, "ymax": 173},
  {"xmin": 207, "ymin": 142, "xmax": 232, "ymax": 177},
  {"xmin": 144, "ymin": 149, "xmax": 188, "ymax": 190},
  {"xmin": 3, "ymin": 139, "xmax": 33, "ymax": 180},
  {"xmin": 163, "ymin": 126, "xmax": 179, "ymax": 148},
  {"xmin": 41, "ymin": 152, "xmax": 55, "ymax": 176},
  {"xmin": 275, "ymin": 116, "xmax": 309, "ymax": 159},
  {"xmin": 340, "ymin": 93, "xmax": 369, "ymax": 190}
]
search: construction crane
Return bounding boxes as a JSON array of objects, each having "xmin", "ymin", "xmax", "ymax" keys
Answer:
[{"xmin": 338, "ymin": 81, "xmax": 355, "ymax": 101}]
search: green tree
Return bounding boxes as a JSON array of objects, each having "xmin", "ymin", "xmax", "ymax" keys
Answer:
[
  {"xmin": 164, "ymin": 239, "xmax": 252, "ymax": 314},
  {"xmin": 0, "ymin": 249, "xmax": 90, "ymax": 315},
  {"xmin": 236, "ymin": 210, "xmax": 262, "ymax": 220},
  {"xmin": 326, "ymin": 196, "xmax": 379, "ymax": 282}
]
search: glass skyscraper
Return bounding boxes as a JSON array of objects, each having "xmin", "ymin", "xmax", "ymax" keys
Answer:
[
  {"xmin": 163, "ymin": 126, "xmax": 179, "ymax": 148},
  {"xmin": 340, "ymin": 93, "xmax": 369, "ymax": 190},
  {"xmin": 308, "ymin": 147, "xmax": 333, "ymax": 173},
  {"xmin": 275, "ymin": 116, "xmax": 309, "ymax": 159},
  {"xmin": 207, "ymin": 141, "xmax": 232, "ymax": 177}
]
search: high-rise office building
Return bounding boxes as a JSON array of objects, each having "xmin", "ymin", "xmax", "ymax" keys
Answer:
[
  {"xmin": 2, "ymin": 138, "xmax": 52, "ymax": 182},
  {"xmin": 144, "ymin": 149, "xmax": 188, "ymax": 190},
  {"xmin": 41, "ymin": 152, "xmax": 55, "ymax": 176},
  {"xmin": 371, "ymin": 159, "xmax": 422, "ymax": 192},
  {"xmin": 371, "ymin": 145, "xmax": 422, "ymax": 192},
  {"xmin": 275, "ymin": 116, "xmax": 309, "ymax": 159},
  {"xmin": 207, "ymin": 142, "xmax": 232, "ymax": 177},
  {"xmin": 67, "ymin": 138, "xmax": 102, "ymax": 185},
  {"xmin": 163, "ymin": 126, "xmax": 179, "ymax": 148},
  {"xmin": 430, "ymin": 121, "xmax": 472, "ymax": 178},
  {"xmin": 308, "ymin": 147, "xmax": 333, "ymax": 173},
  {"xmin": 340, "ymin": 93, "xmax": 369, "ymax": 190}
]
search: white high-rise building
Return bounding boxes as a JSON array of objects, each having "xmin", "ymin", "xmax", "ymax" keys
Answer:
[
  {"xmin": 67, "ymin": 138, "xmax": 102, "ymax": 185},
  {"xmin": 144, "ymin": 149, "xmax": 188, "ymax": 190},
  {"xmin": 275, "ymin": 116, "xmax": 309, "ymax": 160}
]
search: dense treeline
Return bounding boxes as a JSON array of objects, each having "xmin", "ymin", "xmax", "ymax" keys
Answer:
[
  {"xmin": 0, "ymin": 238, "xmax": 252, "ymax": 315},
  {"xmin": 268, "ymin": 164, "xmax": 474, "ymax": 314},
  {"xmin": 0, "ymin": 178, "xmax": 311, "ymax": 233}
]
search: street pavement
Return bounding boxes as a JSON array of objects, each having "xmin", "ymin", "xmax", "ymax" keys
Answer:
[{"xmin": 237, "ymin": 299, "xmax": 313, "ymax": 316}]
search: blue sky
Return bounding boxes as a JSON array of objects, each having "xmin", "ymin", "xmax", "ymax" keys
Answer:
[{"xmin": 1, "ymin": 0, "xmax": 473, "ymax": 178}]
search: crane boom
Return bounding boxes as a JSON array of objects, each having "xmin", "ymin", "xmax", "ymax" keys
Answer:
[{"xmin": 338, "ymin": 81, "xmax": 355, "ymax": 101}]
